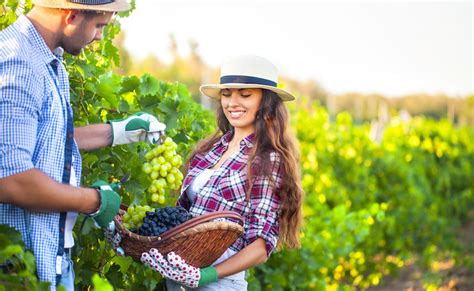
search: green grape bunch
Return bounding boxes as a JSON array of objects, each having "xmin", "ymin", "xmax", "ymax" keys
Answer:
[
  {"xmin": 142, "ymin": 137, "xmax": 184, "ymax": 204},
  {"xmin": 122, "ymin": 204, "xmax": 154, "ymax": 230}
]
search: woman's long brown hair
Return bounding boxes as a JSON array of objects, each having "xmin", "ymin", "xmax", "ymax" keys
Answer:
[{"xmin": 185, "ymin": 89, "xmax": 303, "ymax": 249}]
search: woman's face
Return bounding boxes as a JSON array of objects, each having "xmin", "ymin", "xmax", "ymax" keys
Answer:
[{"xmin": 220, "ymin": 88, "xmax": 263, "ymax": 135}]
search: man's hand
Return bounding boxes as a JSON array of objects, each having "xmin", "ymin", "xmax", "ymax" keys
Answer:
[
  {"xmin": 109, "ymin": 112, "xmax": 166, "ymax": 146},
  {"xmin": 88, "ymin": 180, "xmax": 121, "ymax": 228},
  {"xmin": 141, "ymin": 249, "xmax": 218, "ymax": 288}
]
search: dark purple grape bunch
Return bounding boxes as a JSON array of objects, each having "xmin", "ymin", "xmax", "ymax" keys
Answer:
[{"xmin": 137, "ymin": 206, "xmax": 190, "ymax": 236}]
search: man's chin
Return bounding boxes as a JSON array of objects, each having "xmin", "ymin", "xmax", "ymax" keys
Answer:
[{"xmin": 65, "ymin": 48, "xmax": 82, "ymax": 56}]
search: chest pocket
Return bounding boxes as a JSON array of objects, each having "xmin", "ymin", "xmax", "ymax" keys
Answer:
[
  {"xmin": 39, "ymin": 84, "xmax": 63, "ymax": 124},
  {"xmin": 220, "ymin": 169, "xmax": 248, "ymax": 203},
  {"xmin": 36, "ymin": 73, "xmax": 66, "ymax": 153}
]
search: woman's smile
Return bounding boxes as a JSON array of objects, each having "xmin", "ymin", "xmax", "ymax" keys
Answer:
[{"xmin": 228, "ymin": 110, "xmax": 246, "ymax": 119}]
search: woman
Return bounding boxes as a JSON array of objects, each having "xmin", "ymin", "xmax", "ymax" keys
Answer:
[{"xmin": 141, "ymin": 55, "xmax": 303, "ymax": 290}]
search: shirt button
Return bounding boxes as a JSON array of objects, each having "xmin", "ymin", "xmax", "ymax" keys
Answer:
[
  {"xmin": 65, "ymin": 164, "xmax": 71, "ymax": 171},
  {"xmin": 68, "ymin": 133, "xmax": 73, "ymax": 139},
  {"xmin": 60, "ymin": 227, "xmax": 64, "ymax": 233}
]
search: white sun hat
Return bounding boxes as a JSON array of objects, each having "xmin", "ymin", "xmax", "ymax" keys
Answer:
[
  {"xmin": 32, "ymin": 0, "xmax": 130, "ymax": 12},
  {"xmin": 200, "ymin": 55, "xmax": 295, "ymax": 101}
]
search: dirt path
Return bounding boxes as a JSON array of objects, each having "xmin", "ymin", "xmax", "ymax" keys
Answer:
[{"xmin": 369, "ymin": 218, "xmax": 474, "ymax": 291}]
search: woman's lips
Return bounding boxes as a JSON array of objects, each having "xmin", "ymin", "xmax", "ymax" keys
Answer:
[{"xmin": 228, "ymin": 110, "xmax": 245, "ymax": 118}]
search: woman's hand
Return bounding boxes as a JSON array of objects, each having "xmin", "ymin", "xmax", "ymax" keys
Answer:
[{"xmin": 141, "ymin": 249, "xmax": 218, "ymax": 288}]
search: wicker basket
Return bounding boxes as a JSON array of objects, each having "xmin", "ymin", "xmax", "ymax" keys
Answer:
[{"xmin": 113, "ymin": 206, "xmax": 244, "ymax": 267}]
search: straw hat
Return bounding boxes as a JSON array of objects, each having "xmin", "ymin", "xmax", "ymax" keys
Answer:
[
  {"xmin": 200, "ymin": 55, "xmax": 295, "ymax": 101},
  {"xmin": 32, "ymin": 0, "xmax": 130, "ymax": 12}
]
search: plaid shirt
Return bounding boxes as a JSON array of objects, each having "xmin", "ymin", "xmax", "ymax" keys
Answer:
[
  {"xmin": 0, "ymin": 15, "xmax": 81, "ymax": 288},
  {"xmin": 177, "ymin": 132, "xmax": 282, "ymax": 256}
]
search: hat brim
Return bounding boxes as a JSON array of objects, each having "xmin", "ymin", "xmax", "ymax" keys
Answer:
[
  {"xmin": 32, "ymin": 0, "xmax": 131, "ymax": 12},
  {"xmin": 200, "ymin": 83, "xmax": 295, "ymax": 101}
]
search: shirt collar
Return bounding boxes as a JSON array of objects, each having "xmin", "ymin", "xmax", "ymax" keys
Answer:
[
  {"xmin": 242, "ymin": 133, "xmax": 255, "ymax": 148},
  {"xmin": 219, "ymin": 131, "xmax": 255, "ymax": 149},
  {"xmin": 16, "ymin": 15, "xmax": 61, "ymax": 65}
]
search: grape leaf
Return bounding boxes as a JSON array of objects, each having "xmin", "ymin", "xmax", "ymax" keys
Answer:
[
  {"xmin": 92, "ymin": 274, "xmax": 113, "ymax": 291},
  {"xmin": 120, "ymin": 76, "xmax": 140, "ymax": 94},
  {"xmin": 139, "ymin": 74, "xmax": 160, "ymax": 97}
]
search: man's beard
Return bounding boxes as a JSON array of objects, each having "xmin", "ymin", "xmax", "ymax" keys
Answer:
[
  {"xmin": 59, "ymin": 39, "xmax": 83, "ymax": 56},
  {"xmin": 66, "ymin": 48, "xmax": 82, "ymax": 56}
]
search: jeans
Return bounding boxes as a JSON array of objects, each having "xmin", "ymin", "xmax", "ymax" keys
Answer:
[
  {"xmin": 58, "ymin": 249, "xmax": 75, "ymax": 291},
  {"xmin": 166, "ymin": 278, "xmax": 248, "ymax": 291}
]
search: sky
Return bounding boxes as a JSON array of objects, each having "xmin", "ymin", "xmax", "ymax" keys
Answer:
[{"xmin": 120, "ymin": 0, "xmax": 473, "ymax": 97}]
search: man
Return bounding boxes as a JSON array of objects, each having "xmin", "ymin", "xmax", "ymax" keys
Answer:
[{"xmin": 0, "ymin": 0, "xmax": 164, "ymax": 289}]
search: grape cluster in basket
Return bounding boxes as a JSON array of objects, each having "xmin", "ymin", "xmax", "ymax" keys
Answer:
[
  {"xmin": 122, "ymin": 205, "xmax": 153, "ymax": 229},
  {"xmin": 142, "ymin": 137, "xmax": 184, "ymax": 204},
  {"xmin": 135, "ymin": 206, "xmax": 191, "ymax": 236}
]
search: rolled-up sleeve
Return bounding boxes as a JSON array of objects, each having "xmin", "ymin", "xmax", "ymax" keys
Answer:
[
  {"xmin": 0, "ymin": 57, "xmax": 40, "ymax": 178},
  {"xmin": 246, "ymin": 152, "xmax": 283, "ymax": 256}
]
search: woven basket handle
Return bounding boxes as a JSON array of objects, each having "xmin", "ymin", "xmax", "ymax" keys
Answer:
[{"xmin": 159, "ymin": 211, "xmax": 244, "ymax": 241}]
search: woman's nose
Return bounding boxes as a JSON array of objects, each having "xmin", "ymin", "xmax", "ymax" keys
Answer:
[{"xmin": 228, "ymin": 91, "xmax": 240, "ymax": 106}]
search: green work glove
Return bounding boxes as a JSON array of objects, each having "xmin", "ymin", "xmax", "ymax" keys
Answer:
[
  {"xmin": 141, "ymin": 249, "xmax": 218, "ymax": 288},
  {"xmin": 89, "ymin": 180, "xmax": 121, "ymax": 228},
  {"xmin": 109, "ymin": 112, "xmax": 166, "ymax": 146}
]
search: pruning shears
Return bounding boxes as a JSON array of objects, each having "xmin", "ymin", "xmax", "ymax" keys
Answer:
[{"xmin": 110, "ymin": 171, "xmax": 131, "ymax": 192}]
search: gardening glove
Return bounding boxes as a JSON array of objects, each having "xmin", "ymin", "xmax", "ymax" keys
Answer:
[
  {"xmin": 109, "ymin": 112, "xmax": 166, "ymax": 146},
  {"xmin": 104, "ymin": 221, "xmax": 125, "ymax": 256},
  {"xmin": 88, "ymin": 180, "xmax": 121, "ymax": 228},
  {"xmin": 141, "ymin": 249, "xmax": 218, "ymax": 288}
]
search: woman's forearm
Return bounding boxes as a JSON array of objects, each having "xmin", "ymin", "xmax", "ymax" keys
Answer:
[{"xmin": 214, "ymin": 238, "xmax": 268, "ymax": 278}]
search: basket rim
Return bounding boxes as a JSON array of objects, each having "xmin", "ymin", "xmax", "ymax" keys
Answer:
[{"xmin": 114, "ymin": 208, "xmax": 244, "ymax": 244}]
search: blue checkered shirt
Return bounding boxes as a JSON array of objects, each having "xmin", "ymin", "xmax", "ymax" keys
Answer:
[{"xmin": 0, "ymin": 15, "xmax": 82, "ymax": 288}]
